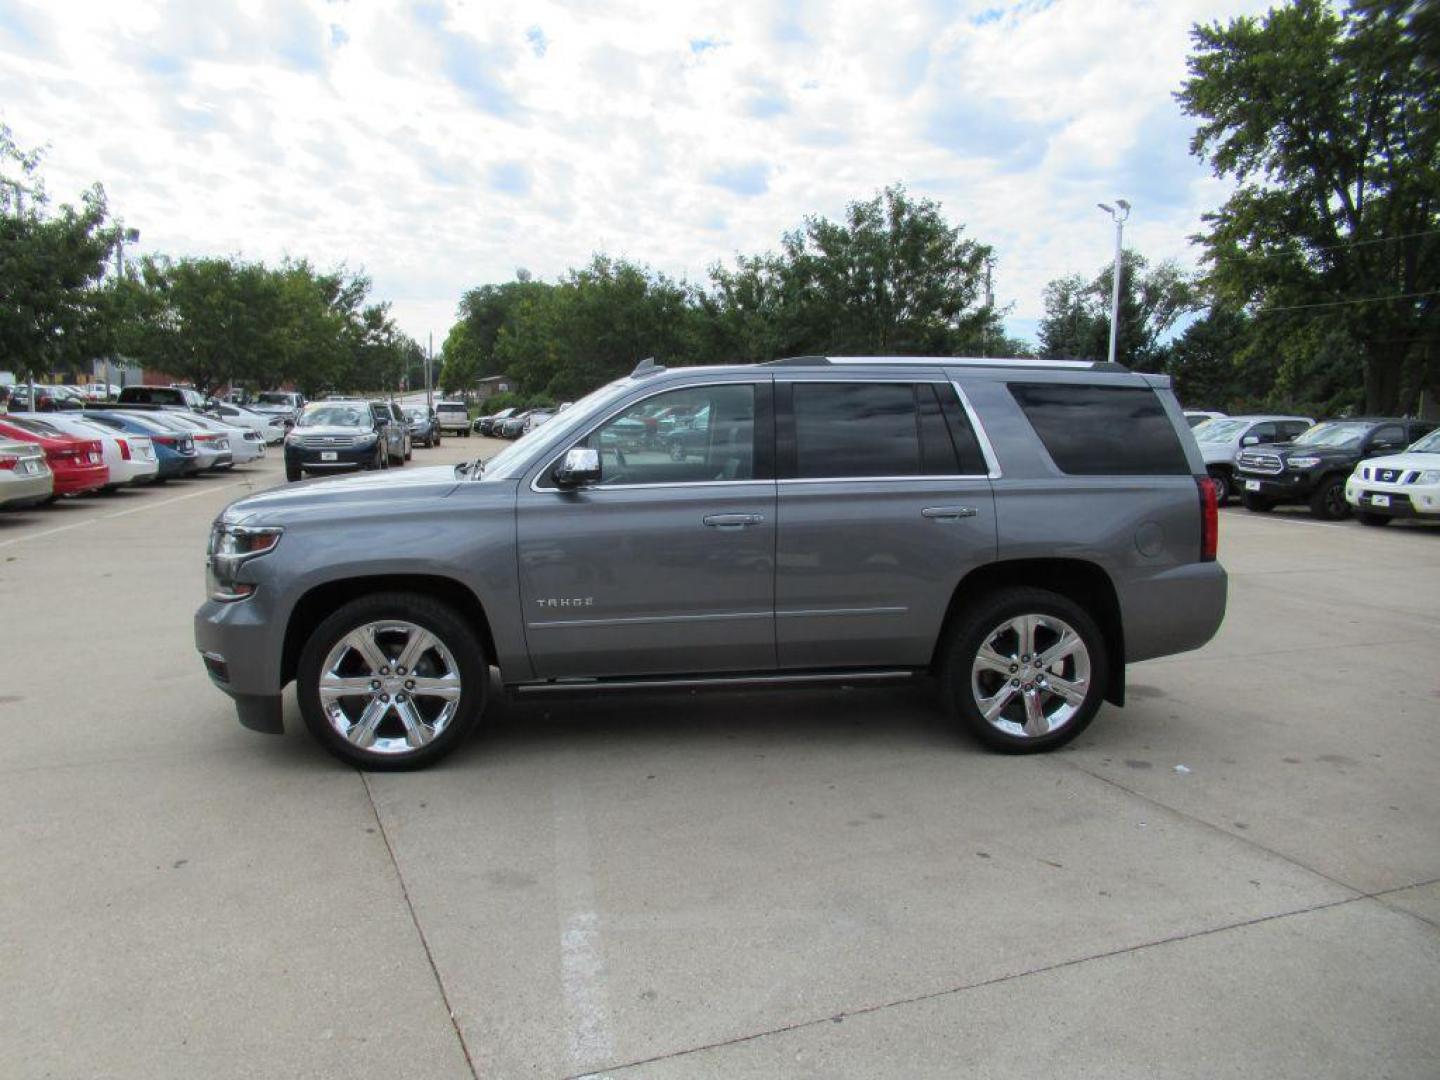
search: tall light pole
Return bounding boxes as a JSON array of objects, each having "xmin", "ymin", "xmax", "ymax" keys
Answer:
[
  {"xmin": 1097, "ymin": 199, "xmax": 1130, "ymax": 365},
  {"xmin": 426, "ymin": 332, "xmax": 434, "ymax": 412},
  {"xmin": 110, "ymin": 226, "xmax": 140, "ymax": 397}
]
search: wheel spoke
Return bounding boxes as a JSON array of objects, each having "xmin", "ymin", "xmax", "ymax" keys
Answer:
[
  {"xmin": 1038, "ymin": 630, "xmax": 1082, "ymax": 670},
  {"xmin": 346, "ymin": 698, "xmax": 388, "ymax": 749},
  {"xmin": 410, "ymin": 675, "xmax": 461, "ymax": 702},
  {"xmin": 979, "ymin": 683, "xmax": 1017, "ymax": 721},
  {"xmin": 343, "ymin": 627, "xmax": 389, "ymax": 675},
  {"xmin": 1013, "ymin": 615, "xmax": 1038, "ymax": 659},
  {"xmin": 1044, "ymin": 673, "xmax": 1087, "ymax": 706},
  {"xmin": 1022, "ymin": 688, "xmax": 1049, "ymax": 736},
  {"xmin": 395, "ymin": 627, "xmax": 438, "ymax": 674},
  {"xmin": 394, "ymin": 699, "xmax": 433, "ymax": 749},
  {"xmin": 975, "ymin": 643, "xmax": 1013, "ymax": 676},
  {"xmin": 319, "ymin": 675, "xmax": 376, "ymax": 699}
]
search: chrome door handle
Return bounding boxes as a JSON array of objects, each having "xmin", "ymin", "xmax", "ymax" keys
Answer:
[
  {"xmin": 921, "ymin": 506, "xmax": 978, "ymax": 520},
  {"xmin": 703, "ymin": 513, "xmax": 765, "ymax": 528}
]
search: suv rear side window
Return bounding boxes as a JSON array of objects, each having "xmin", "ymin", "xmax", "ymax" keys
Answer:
[
  {"xmin": 1009, "ymin": 383, "xmax": 1190, "ymax": 476},
  {"xmin": 787, "ymin": 383, "xmax": 984, "ymax": 479}
]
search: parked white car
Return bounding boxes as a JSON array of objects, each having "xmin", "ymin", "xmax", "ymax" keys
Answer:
[
  {"xmin": 1345, "ymin": 427, "xmax": 1440, "ymax": 526},
  {"xmin": 1191, "ymin": 415, "xmax": 1314, "ymax": 504},
  {"xmin": 9, "ymin": 411, "xmax": 159, "ymax": 488},
  {"xmin": 0, "ymin": 438, "xmax": 53, "ymax": 508},
  {"xmin": 214, "ymin": 402, "xmax": 288, "ymax": 445},
  {"xmin": 171, "ymin": 412, "xmax": 265, "ymax": 465},
  {"xmin": 83, "ymin": 382, "xmax": 121, "ymax": 401},
  {"xmin": 1184, "ymin": 409, "xmax": 1226, "ymax": 428}
]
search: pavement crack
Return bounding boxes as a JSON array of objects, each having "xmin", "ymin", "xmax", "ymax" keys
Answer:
[
  {"xmin": 568, "ymin": 892, "xmax": 1380, "ymax": 1079},
  {"xmin": 361, "ymin": 772, "xmax": 479, "ymax": 1080}
]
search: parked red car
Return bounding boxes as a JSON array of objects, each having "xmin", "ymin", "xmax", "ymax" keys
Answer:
[{"xmin": 0, "ymin": 417, "xmax": 109, "ymax": 496}]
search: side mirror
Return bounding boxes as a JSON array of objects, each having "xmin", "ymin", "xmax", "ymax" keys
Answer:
[
  {"xmin": 554, "ymin": 446, "xmax": 601, "ymax": 488},
  {"xmin": 1241, "ymin": 435, "xmax": 1259, "ymax": 446}
]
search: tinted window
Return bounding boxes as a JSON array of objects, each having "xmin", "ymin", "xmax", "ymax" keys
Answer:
[
  {"xmin": 1009, "ymin": 383, "xmax": 1190, "ymax": 476},
  {"xmin": 577, "ymin": 384, "xmax": 757, "ymax": 486},
  {"xmin": 1248, "ymin": 422, "xmax": 1276, "ymax": 442},
  {"xmin": 1370, "ymin": 424, "xmax": 1405, "ymax": 447}
]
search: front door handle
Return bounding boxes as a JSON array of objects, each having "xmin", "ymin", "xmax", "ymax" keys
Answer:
[
  {"xmin": 921, "ymin": 506, "xmax": 978, "ymax": 520},
  {"xmin": 703, "ymin": 513, "xmax": 765, "ymax": 528}
]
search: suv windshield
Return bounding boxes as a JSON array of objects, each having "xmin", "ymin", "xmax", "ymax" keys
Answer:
[
  {"xmin": 1292, "ymin": 421, "xmax": 1370, "ymax": 449},
  {"xmin": 1194, "ymin": 419, "xmax": 1248, "ymax": 442},
  {"xmin": 1408, "ymin": 429, "xmax": 1440, "ymax": 453},
  {"xmin": 257, "ymin": 393, "xmax": 295, "ymax": 406},
  {"xmin": 298, "ymin": 406, "xmax": 370, "ymax": 428}
]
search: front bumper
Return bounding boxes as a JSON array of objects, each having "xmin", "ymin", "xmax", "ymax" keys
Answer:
[
  {"xmin": 1235, "ymin": 471, "xmax": 1319, "ymax": 502},
  {"xmin": 1346, "ymin": 480, "xmax": 1440, "ymax": 519},
  {"xmin": 195, "ymin": 596, "xmax": 287, "ymax": 733},
  {"xmin": 284, "ymin": 443, "xmax": 377, "ymax": 470}
]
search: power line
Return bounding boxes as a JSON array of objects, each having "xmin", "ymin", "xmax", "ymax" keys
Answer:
[
  {"xmin": 1254, "ymin": 289, "xmax": 1440, "ymax": 314},
  {"xmin": 1218, "ymin": 226, "xmax": 1440, "ymax": 262}
]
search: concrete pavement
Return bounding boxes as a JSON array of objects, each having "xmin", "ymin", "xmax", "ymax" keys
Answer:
[{"xmin": 1, "ymin": 442, "xmax": 1436, "ymax": 1078}]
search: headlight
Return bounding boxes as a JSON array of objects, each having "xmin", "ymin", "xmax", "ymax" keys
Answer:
[
  {"xmin": 1288, "ymin": 456, "xmax": 1322, "ymax": 469},
  {"xmin": 355, "ymin": 433, "xmax": 378, "ymax": 447},
  {"xmin": 1417, "ymin": 470, "xmax": 1440, "ymax": 485},
  {"xmin": 206, "ymin": 523, "xmax": 282, "ymax": 602}
]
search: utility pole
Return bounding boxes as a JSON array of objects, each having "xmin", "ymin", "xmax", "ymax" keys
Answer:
[
  {"xmin": 982, "ymin": 255, "xmax": 994, "ymax": 358},
  {"xmin": 1097, "ymin": 200, "xmax": 1130, "ymax": 365},
  {"xmin": 109, "ymin": 227, "xmax": 139, "ymax": 397},
  {"xmin": 426, "ymin": 333, "xmax": 434, "ymax": 412}
]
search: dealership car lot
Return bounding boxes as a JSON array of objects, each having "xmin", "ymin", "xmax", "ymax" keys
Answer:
[{"xmin": 1, "ymin": 441, "xmax": 1438, "ymax": 1079}]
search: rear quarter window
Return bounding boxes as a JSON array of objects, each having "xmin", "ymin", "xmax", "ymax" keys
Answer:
[{"xmin": 1008, "ymin": 383, "xmax": 1190, "ymax": 476}]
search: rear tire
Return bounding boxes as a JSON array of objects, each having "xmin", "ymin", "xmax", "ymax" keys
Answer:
[
  {"xmin": 1309, "ymin": 475, "xmax": 1350, "ymax": 520},
  {"xmin": 1357, "ymin": 511, "xmax": 1390, "ymax": 527},
  {"xmin": 1241, "ymin": 491, "xmax": 1274, "ymax": 513},
  {"xmin": 939, "ymin": 587, "xmax": 1108, "ymax": 754},
  {"xmin": 296, "ymin": 592, "xmax": 486, "ymax": 771}
]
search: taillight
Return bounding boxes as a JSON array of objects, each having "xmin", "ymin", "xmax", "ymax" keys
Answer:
[
  {"xmin": 153, "ymin": 435, "xmax": 175, "ymax": 446},
  {"xmin": 0, "ymin": 453, "xmax": 18, "ymax": 471},
  {"xmin": 1197, "ymin": 476, "xmax": 1219, "ymax": 562},
  {"xmin": 118, "ymin": 438, "xmax": 131, "ymax": 460}
]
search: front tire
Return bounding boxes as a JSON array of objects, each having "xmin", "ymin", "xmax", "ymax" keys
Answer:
[
  {"xmin": 286, "ymin": 463, "xmax": 302, "ymax": 482},
  {"xmin": 1309, "ymin": 475, "xmax": 1350, "ymax": 520},
  {"xmin": 296, "ymin": 592, "xmax": 487, "ymax": 770},
  {"xmin": 939, "ymin": 587, "xmax": 1108, "ymax": 754},
  {"xmin": 1207, "ymin": 468, "xmax": 1231, "ymax": 506}
]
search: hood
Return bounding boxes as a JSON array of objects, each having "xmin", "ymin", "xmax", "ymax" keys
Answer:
[
  {"xmin": 1268, "ymin": 443, "xmax": 1357, "ymax": 463},
  {"xmin": 1357, "ymin": 451, "xmax": 1440, "ymax": 474},
  {"xmin": 222, "ymin": 464, "xmax": 462, "ymax": 524}
]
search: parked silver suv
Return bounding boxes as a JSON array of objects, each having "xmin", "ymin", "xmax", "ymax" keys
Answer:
[{"xmin": 195, "ymin": 357, "xmax": 1226, "ymax": 769}]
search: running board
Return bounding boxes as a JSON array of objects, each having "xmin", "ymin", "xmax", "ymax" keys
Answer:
[{"xmin": 509, "ymin": 669, "xmax": 920, "ymax": 696}]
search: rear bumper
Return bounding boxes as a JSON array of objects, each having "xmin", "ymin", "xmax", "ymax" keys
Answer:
[
  {"xmin": 53, "ymin": 464, "xmax": 108, "ymax": 495},
  {"xmin": 1120, "ymin": 561, "xmax": 1228, "ymax": 663},
  {"xmin": 0, "ymin": 471, "xmax": 55, "ymax": 507}
]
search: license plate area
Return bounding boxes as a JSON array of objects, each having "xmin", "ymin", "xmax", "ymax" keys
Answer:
[
  {"xmin": 321, "ymin": 451, "xmax": 338, "ymax": 461},
  {"xmin": 1370, "ymin": 493, "xmax": 1390, "ymax": 507},
  {"xmin": 1245, "ymin": 479, "xmax": 1260, "ymax": 491}
]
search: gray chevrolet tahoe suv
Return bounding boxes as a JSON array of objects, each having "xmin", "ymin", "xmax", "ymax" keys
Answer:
[{"xmin": 195, "ymin": 357, "xmax": 1226, "ymax": 769}]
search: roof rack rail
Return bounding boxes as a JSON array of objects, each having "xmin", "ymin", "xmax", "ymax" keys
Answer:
[
  {"xmin": 760, "ymin": 355, "xmax": 1129, "ymax": 372},
  {"xmin": 631, "ymin": 357, "xmax": 666, "ymax": 377}
]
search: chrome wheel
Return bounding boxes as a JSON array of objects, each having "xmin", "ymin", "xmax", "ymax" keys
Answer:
[
  {"xmin": 970, "ymin": 613, "xmax": 1091, "ymax": 739},
  {"xmin": 318, "ymin": 620, "xmax": 463, "ymax": 755}
]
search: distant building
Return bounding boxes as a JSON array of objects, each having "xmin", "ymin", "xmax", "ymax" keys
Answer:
[{"xmin": 476, "ymin": 375, "xmax": 512, "ymax": 402}]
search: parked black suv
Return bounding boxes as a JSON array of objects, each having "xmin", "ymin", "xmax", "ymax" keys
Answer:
[{"xmin": 1235, "ymin": 417, "xmax": 1436, "ymax": 519}]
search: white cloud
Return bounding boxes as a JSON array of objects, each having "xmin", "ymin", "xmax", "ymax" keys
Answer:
[{"xmin": 0, "ymin": 0, "xmax": 1273, "ymax": 346}]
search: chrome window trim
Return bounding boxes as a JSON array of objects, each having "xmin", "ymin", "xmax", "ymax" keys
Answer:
[
  {"xmin": 529, "ymin": 378, "xmax": 766, "ymax": 494},
  {"xmin": 950, "ymin": 380, "xmax": 1003, "ymax": 479},
  {"xmin": 825, "ymin": 356, "xmax": 1101, "ymax": 369},
  {"xmin": 777, "ymin": 475, "xmax": 989, "ymax": 485}
]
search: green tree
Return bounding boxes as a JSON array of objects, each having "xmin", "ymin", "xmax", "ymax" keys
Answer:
[
  {"xmin": 1037, "ymin": 251, "xmax": 1196, "ymax": 370},
  {"xmin": 1178, "ymin": 0, "xmax": 1440, "ymax": 413},
  {"xmin": 0, "ymin": 124, "xmax": 121, "ymax": 381}
]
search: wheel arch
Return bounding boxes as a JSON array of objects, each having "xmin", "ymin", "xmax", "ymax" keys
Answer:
[
  {"xmin": 282, "ymin": 574, "xmax": 498, "ymax": 688},
  {"xmin": 931, "ymin": 558, "xmax": 1126, "ymax": 707}
]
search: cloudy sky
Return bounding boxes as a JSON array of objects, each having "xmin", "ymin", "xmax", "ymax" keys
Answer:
[{"xmin": 0, "ymin": 0, "xmax": 1272, "ymax": 348}]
